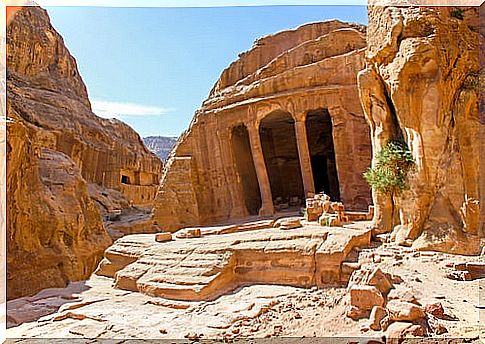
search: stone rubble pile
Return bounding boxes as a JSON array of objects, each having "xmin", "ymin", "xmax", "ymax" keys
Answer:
[
  {"xmin": 305, "ymin": 193, "xmax": 373, "ymax": 226},
  {"xmin": 446, "ymin": 262, "xmax": 485, "ymax": 281},
  {"xmin": 346, "ymin": 267, "xmax": 453, "ymax": 341}
]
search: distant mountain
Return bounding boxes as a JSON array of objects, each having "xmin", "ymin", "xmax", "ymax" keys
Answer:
[{"xmin": 143, "ymin": 136, "xmax": 178, "ymax": 161}]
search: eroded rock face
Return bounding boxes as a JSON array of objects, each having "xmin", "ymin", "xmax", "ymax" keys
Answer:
[
  {"xmin": 6, "ymin": 7, "xmax": 162, "ymax": 298},
  {"xmin": 358, "ymin": 6, "xmax": 482, "ymax": 254},
  {"xmin": 6, "ymin": 115, "xmax": 112, "ymax": 300},
  {"xmin": 154, "ymin": 21, "xmax": 372, "ymax": 232},
  {"xmin": 7, "ymin": 7, "xmax": 162, "ymax": 208}
]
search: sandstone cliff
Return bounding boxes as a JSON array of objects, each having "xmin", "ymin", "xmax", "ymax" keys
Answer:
[
  {"xmin": 7, "ymin": 6, "xmax": 162, "ymax": 208},
  {"xmin": 6, "ymin": 112, "xmax": 112, "ymax": 300},
  {"xmin": 358, "ymin": 5, "xmax": 482, "ymax": 254},
  {"xmin": 6, "ymin": 6, "xmax": 162, "ymax": 299},
  {"xmin": 153, "ymin": 21, "xmax": 373, "ymax": 231}
]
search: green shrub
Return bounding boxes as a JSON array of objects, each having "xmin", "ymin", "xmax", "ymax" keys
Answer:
[
  {"xmin": 451, "ymin": 8, "xmax": 464, "ymax": 20},
  {"xmin": 363, "ymin": 141, "xmax": 415, "ymax": 195}
]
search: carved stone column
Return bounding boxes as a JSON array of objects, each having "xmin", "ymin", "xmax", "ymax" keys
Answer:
[
  {"xmin": 247, "ymin": 121, "xmax": 274, "ymax": 216},
  {"xmin": 218, "ymin": 128, "xmax": 248, "ymax": 219},
  {"xmin": 294, "ymin": 113, "xmax": 315, "ymax": 198}
]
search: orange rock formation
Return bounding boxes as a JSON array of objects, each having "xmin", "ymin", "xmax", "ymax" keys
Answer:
[
  {"xmin": 358, "ymin": 6, "xmax": 482, "ymax": 254},
  {"xmin": 96, "ymin": 224, "xmax": 372, "ymax": 301},
  {"xmin": 6, "ymin": 7, "xmax": 162, "ymax": 299}
]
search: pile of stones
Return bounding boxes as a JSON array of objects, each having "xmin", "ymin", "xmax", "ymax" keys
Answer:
[
  {"xmin": 305, "ymin": 193, "xmax": 348, "ymax": 226},
  {"xmin": 346, "ymin": 267, "xmax": 451, "ymax": 340}
]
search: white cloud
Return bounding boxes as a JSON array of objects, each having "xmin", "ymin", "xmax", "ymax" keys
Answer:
[{"xmin": 91, "ymin": 99, "xmax": 175, "ymax": 119}]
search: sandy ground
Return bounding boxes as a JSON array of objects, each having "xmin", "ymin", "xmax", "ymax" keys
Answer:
[{"xmin": 5, "ymin": 230, "xmax": 483, "ymax": 342}]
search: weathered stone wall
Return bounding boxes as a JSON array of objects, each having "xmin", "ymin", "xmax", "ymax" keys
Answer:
[
  {"xmin": 358, "ymin": 5, "xmax": 482, "ymax": 254},
  {"xmin": 7, "ymin": 7, "xmax": 162, "ymax": 208},
  {"xmin": 480, "ymin": 3, "xmax": 485, "ymax": 240},
  {"xmin": 154, "ymin": 21, "xmax": 373, "ymax": 232}
]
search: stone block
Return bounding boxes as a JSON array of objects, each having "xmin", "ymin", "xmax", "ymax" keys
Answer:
[
  {"xmin": 349, "ymin": 285, "xmax": 384, "ymax": 311},
  {"xmin": 155, "ymin": 233, "xmax": 172, "ymax": 242}
]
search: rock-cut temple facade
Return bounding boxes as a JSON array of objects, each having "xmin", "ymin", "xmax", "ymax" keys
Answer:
[{"xmin": 153, "ymin": 21, "xmax": 373, "ymax": 231}]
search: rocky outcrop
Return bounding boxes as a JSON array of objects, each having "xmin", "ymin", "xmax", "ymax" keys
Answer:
[
  {"xmin": 358, "ymin": 6, "xmax": 482, "ymax": 254},
  {"xmin": 7, "ymin": 6, "xmax": 162, "ymax": 208},
  {"xmin": 143, "ymin": 136, "xmax": 178, "ymax": 161},
  {"xmin": 153, "ymin": 21, "xmax": 373, "ymax": 232},
  {"xmin": 6, "ymin": 6, "xmax": 162, "ymax": 299},
  {"xmin": 8, "ymin": 224, "xmax": 482, "ymax": 339},
  {"xmin": 6, "ymin": 114, "xmax": 112, "ymax": 300},
  {"xmin": 96, "ymin": 223, "xmax": 372, "ymax": 301}
]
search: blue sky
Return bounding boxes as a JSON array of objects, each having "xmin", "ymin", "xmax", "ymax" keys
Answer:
[{"xmin": 46, "ymin": 6, "xmax": 367, "ymax": 137}]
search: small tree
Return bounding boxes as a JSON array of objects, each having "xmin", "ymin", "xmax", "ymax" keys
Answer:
[{"xmin": 363, "ymin": 141, "xmax": 415, "ymax": 196}]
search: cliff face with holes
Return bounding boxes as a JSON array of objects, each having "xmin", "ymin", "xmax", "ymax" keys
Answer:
[
  {"xmin": 358, "ymin": 6, "xmax": 482, "ymax": 254},
  {"xmin": 6, "ymin": 7, "xmax": 162, "ymax": 299},
  {"xmin": 153, "ymin": 21, "xmax": 373, "ymax": 232}
]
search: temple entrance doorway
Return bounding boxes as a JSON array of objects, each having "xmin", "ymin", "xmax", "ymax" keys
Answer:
[
  {"xmin": 305, "ymin": 108, "xmax": 340, "ymax": 201},
  {"xmin": 259, "ymin": 110, "xmax": 304, "ymax": 209}
]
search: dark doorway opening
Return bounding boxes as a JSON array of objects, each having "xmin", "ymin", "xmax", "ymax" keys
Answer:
[
  {"xmin": 306, "ymin": 109, "xmax": 340, "ymax": 201},
  {"xmin": 259, "ymin": 110, "xmax": 304, "ymax": 206},
  {"xmin": 231, "ymin": 125, "xmax": 262, "ymax": 215},
  {"xmin": 121, "ymin": 175, "xmax": 131, "ymax": 185}
]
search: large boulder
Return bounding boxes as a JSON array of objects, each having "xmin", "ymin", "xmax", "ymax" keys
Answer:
[
  {"xmin": 369, "ymin": 305, "xmax": 388, "ymax": 331},
  {"xmin": 385, "ymin": 322, "xmax": 426, "ymax": 343},
  {"xmin": 386, "ymin": 300, "xmax": 426, "ymax": 322},
  {"xmin": 348, "ymin": 267, "xmax": 394, "ymax": 295},
  {"xmin": 349, "ymin": 285, "xmax": 385, "ymax": 311}
]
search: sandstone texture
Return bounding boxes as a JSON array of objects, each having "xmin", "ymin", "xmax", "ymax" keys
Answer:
[
  {"xmin": 153, "ymin": 21, "xmax": 372, "ymax": 232},
  {"xmin": 95, "ymin": 221, "xmax": 372, "ymax": 301},
  {"xmin": 358, "ymin": 6, "xmax": 482, "ymax": 254},
  {"xmin": 8, "ymin": 7, "xmax": 162, "ymax": 207},
  {"xmin": 7, "ymin": 228, "xmax": 482, "ymax": 340},
  {"xmin": 6, "ymin": 7, "xmax": 162, "ymax": 299},
  {"xmin": 5, "ymin": 3, "xmax": 484, "ymax": 342},
  {"xmin": 349, "ymin": 285, "xmax": 384, "ymax": 311},
  {"xmin": 386, "ymin": 300, "xmax": 425, "ymax": 322},
  {"xmin": 369, "ymin": 306, "xmax": 388, "ymax": 331},
  {"xmin": 6, "ymin": 115, "xmax": 112, "ymax": 300}
]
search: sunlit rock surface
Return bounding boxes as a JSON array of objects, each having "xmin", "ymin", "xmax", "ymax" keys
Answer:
[
  {"xmin": 358, "ymin": 5, "xmax": 482, "ymax": 254},
  {"xmin": 6, "ymin": 7, "xmax": 162, "ymax": 299}
]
